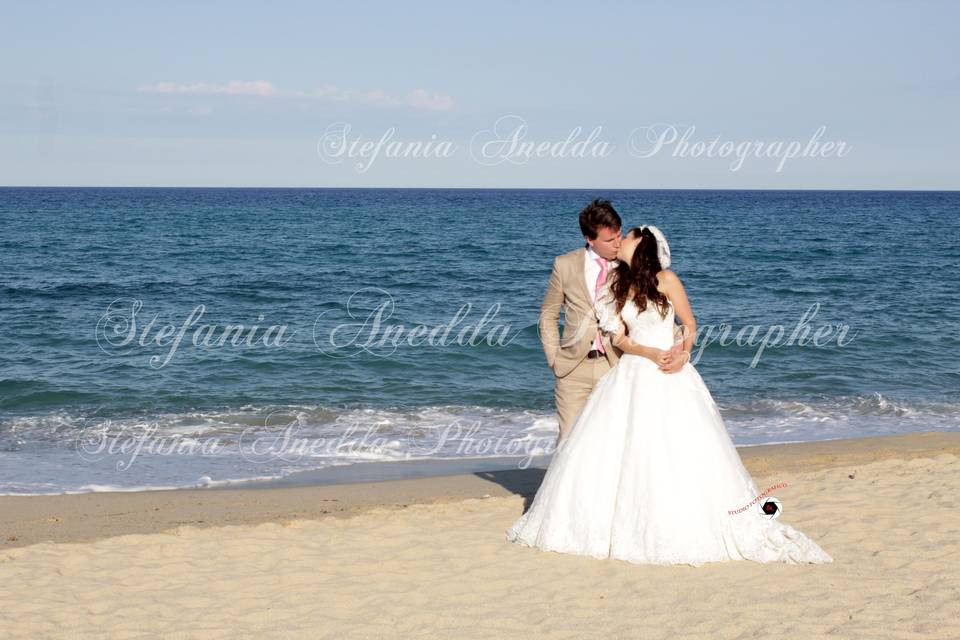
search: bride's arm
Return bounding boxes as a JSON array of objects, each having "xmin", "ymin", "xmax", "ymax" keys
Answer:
[{"xmin": 658, "ymin": 269, "xmax": 696, "ymax": 370}]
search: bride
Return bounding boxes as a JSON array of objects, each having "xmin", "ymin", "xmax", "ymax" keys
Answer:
[{"xmin": 506, "ymin": 226, "xmax": 833, "ymax": 567}]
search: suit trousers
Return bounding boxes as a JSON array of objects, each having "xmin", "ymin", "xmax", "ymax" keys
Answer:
[{"xmin": 554, "ymin": 353, "xmax": 613, "ymax": 444}]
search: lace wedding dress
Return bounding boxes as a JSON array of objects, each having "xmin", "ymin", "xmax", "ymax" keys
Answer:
[{"xmin": 506, "ymin": 286, "xmax": 833, "ymax": 567}]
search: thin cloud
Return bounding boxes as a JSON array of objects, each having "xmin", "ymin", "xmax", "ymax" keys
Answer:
[
  {"xmin": 399, "ymin": 89, "xmax": 454, "ymax": 111},
  {"xmin": 312, "ymin": 85, "xmax": 453, "ymax": 111},
  {"xmin": 139, "ymin": 80, "xmax": 279, "ymax": 96},
  {"xmin": 139, "ymin": 80, "xmax": 453, "ymax": 111}
]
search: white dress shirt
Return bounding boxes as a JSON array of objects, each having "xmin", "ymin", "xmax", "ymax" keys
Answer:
[{"xmin": 585, "ymin": 245, "xmax": 619, "ymax": 351}]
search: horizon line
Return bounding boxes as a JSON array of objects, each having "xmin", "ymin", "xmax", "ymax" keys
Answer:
[{"xmin": 2, "ymin": 185, "xmax": 959, "ymax": 192}]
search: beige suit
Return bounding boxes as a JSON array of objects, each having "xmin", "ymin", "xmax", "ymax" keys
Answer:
[{"xmin": 539, "ymin": 247, "xmax": 622, "ymax": 442}]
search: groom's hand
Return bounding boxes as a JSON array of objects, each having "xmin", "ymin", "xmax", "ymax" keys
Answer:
[
  {"xmin": 667, "ymin": 341, "xmax": 684, "ymax": 361},
  {"xmin": 642, "ymin": 346, "xmax": 671, "ymax": 366},
  {"xmin": 660, "ymin": 347, "xmax": 690, "ymax": 374},
  {"xmin": 656, "ymin": 343, "xmax": 685, "ymax": 373}
]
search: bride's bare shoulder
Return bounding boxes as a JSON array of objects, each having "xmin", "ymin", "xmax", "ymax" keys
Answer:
[
  {"xmin": 655, "ymin": 269, "xmax": 685, "ymax": 300},
  {"xmin": 656, "ymin": 269, "xmax": 680, "ymax": 285}
]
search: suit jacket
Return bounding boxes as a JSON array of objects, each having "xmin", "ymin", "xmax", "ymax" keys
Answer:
[{"xmin": 539, "ymin": 246, "xmax": 622, "ymax": 378}]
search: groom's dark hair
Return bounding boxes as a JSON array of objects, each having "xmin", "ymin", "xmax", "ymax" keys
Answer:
[{"xmin": 579, "ymin": 199, "xmax": 622, "ymax": 239}]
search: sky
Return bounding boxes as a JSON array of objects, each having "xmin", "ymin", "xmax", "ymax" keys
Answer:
[{"xmin": 2, "ymin": 1, "xmax": 959, "ymax": 189}]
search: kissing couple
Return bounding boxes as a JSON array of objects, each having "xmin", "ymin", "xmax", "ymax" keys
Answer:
[{"xmin": 505, "ymin": 199, "xmax": 833, "ymax": 567}]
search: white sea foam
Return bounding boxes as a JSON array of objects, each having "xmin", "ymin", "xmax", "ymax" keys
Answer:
[{"xmin": 1, "ymin": 395, "xmax": 956, "ymax": 495}]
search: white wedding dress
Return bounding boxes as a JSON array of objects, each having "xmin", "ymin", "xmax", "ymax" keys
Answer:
[{"xmin": 506, "ymin": 288, "xmax": 833, "ymax": 567}]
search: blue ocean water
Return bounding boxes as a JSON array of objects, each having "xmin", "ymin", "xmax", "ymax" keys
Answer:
[{"xmin": 1, "ymin": 187, "xmax": 958, "ymax": 493}]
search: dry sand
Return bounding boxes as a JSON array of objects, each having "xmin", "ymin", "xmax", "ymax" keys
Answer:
[{"xmin": 1, "ymin": 431, "xmax": 959, "ymax": 639}]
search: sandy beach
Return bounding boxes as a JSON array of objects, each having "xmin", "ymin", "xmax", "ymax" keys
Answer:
[{"xmin": 2, "ymin": 430, "xmax": 959, "ymax": 639}]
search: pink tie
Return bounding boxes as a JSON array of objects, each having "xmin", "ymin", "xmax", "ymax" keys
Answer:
[{"xmin": 594, "ymin": 258, "xmax": 609, "ymax": 353}]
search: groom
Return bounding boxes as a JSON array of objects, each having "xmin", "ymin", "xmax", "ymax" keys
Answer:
[{"xmin": 539, "ymin": 199, "xmax": 625, "ymax": 443}]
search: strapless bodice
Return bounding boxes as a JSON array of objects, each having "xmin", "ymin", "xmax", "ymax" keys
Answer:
[{"xmin": 620, "ymin": 298, "xmax": 675, "ymax": 350}]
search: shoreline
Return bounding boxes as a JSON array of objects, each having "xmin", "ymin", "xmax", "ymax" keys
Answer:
[{"xmin": 3, "ymin": 430, "xmax": 960, "ymax": 550}]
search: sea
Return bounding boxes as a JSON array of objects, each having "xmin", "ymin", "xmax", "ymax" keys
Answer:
[{"xmin": 1, "ymin": 187, "xmax": 958, "ymax": 494}]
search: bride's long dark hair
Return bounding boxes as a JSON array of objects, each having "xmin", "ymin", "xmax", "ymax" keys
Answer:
[{"xmin": 610, "ymin": 227, "xmax": 670, "ymax": 319}]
